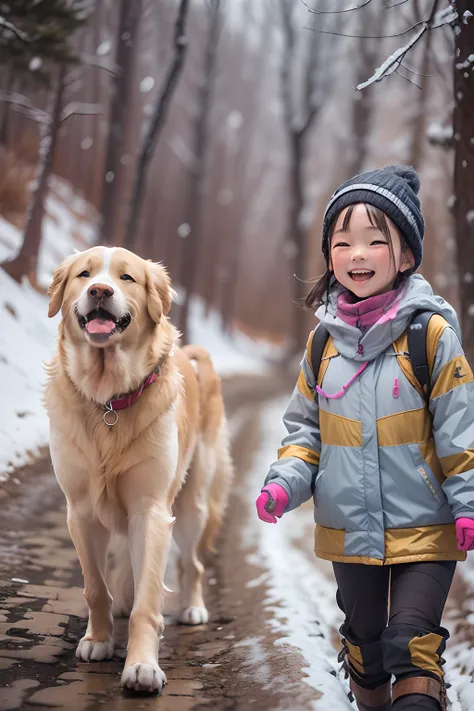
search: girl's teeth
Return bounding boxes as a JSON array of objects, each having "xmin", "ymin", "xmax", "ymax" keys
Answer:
[{"xmin": 351, "ymin": 271, "xmax": 373, "ymax": 282}]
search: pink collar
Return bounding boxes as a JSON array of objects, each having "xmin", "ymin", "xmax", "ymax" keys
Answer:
[
  {"xmin": 103, "ymin": 368, "xmax": 160, "ymax": 426},
  {"xmin": 108, "ymin": 371, "xmax": 157, "ymax": 410}
]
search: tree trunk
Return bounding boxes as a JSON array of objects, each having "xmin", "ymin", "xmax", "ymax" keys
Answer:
[
  {"xmin": 407, "ymin": 26, "xmax": 433, "ymax": 169},
  {"xmin": 178, "ymin": 0, "xmax": 221, "ymax": 344},
  {"xmin": 124, "ymin": 0, "xmax": 190, "ymax": 252},
  {"xmin": 0, "ymin": 70, "xmax": 13, "ymax": 147},
  {"xmin": 348, "ymin": 7, "xmax": 385, "ymax": 176},
  {"xmin": 453, "ymin": 3, "xmax": 474, "ymax": 363},
  {"xmin": 97, "ymin": 0, "xmax": 142, "ymax": 245},
  {"xmin": 1, "ymin": 66, "xmax": 66, "ymax": 285},
  {"xmin": 290, "ymin": 131, "xmax": 307, "ymax": 352}
]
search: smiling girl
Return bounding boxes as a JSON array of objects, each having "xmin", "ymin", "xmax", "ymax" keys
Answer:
[{"xmin": 256, "ymin": 166, "xmax": 474, "ymax": 711}]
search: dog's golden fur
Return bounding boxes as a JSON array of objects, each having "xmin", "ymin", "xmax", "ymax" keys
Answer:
[{"xmin": 44, "ymin": 246, "xmax": 233, "ymax": 693}]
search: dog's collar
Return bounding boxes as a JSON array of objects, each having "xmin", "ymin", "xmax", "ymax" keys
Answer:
[{"xmin": 102, "ymin": 348, "xmax": 173, "ymax": 426}]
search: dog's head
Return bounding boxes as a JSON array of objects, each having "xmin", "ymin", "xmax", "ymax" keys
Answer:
[{"xmin": 48, "ymin": 247, "xmax": 176, "ymax": 348}]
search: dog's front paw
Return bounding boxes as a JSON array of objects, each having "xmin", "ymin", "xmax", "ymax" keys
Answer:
[
  {"xmin": 76, "ymin": 635, "xmax": 114, "ymax": 661},
  {"xmin": 179, "ymin": 606, "xmax": 209, "ymax": 625},
  {"xmin": 121, "ymin": 662, "xmax": 167, "ymax": 693}
]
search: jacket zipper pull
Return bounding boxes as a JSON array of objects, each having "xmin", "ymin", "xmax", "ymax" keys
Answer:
[{"xmin": 392, "ymin": 378, "xmax": 399, "ymax": 399}]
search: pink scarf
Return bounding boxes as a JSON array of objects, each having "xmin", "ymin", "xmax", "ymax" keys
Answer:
[{"xmin": 336, "ymin": 286, "xmax": 403, "ymax": 332}]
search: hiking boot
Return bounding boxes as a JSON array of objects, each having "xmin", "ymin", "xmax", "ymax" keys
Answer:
[
  {"xmin": 350, "ymin": 677, "xmax": 392, "ymax": 711},
  {"xmin": 392, "ymin": 676, "xmax": 446, "ymax": 710}
]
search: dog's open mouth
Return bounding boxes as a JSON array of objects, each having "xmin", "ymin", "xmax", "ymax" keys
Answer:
[{"xmin": 77, "ymin": 308, "xmax": 131, "ymax": 339}]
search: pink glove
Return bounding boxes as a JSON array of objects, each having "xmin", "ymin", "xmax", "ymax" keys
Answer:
[
  {"xmin": 256, "ymin": 483, "xmax": 289, "ymax": 524},
  {"xmin": 456, "ymin": 517, "xmax": 474, "ymax": 551}
]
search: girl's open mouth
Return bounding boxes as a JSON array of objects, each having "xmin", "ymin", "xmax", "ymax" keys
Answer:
[{"xmin": 349, "ymin": 269, "xmax": 375, "ymax": 283}]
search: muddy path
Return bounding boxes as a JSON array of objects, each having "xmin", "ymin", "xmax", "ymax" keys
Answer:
[{"xmin": 0, "ymin": 371, "xmax": 323, "ymax": 711}]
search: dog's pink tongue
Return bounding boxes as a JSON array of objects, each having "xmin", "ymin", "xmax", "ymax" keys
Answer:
[{"xmin": 86, "ymin": 319, "xmax": 115, "ymax": 334}]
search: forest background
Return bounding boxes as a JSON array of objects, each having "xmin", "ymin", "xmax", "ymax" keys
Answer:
[{"xmin": 0, "ymin": 0, "xmax": 472, "ymax": 358}]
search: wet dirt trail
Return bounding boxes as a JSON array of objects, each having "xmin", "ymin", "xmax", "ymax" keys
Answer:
[{"xmin": 0, "ymin": 372, "xmax": 322, "ymax": 711}]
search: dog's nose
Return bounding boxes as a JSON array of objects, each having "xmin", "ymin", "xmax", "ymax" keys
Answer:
[{"xmin": 88, "ymin": 283, "xmax": 114, "ymax": 299}]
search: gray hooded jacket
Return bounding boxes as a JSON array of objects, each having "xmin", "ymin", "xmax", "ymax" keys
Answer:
[{"xmin": 265, "ymin": 275, "xmax": 474, "ymax": 565}]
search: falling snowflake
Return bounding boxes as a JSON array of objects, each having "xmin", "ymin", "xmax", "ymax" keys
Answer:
[
  {"xmin": 29, "ymin": 57, "xmax": 42, "ymax": 71},
  {"xmin": 140, "ymin": 77, "xmax": 155, "ymax": 93},
  {"xmin": 177, "ymin": 223, "xmax": 191, "ymax": 238},
  {"xmin": 97, "ymin": 40, "xmax": 112, "ymax": 56},
  {"xmin": 81, "ymin": 137, "xmax": 93, "ymax": 150}
]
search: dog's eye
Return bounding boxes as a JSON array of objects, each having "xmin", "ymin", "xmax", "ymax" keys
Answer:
[
  {"xmin": 77, "ymin": 270, "xmax": 90, "ymax": 278},
  {"xmin": 120, "ymin": 274, "xmax": 135, "ymax": 282}
]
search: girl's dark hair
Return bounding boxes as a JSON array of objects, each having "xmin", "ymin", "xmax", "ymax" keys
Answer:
[{"xmin": 304, "ymin": 203, "xmax": 411, "ymax": 310}]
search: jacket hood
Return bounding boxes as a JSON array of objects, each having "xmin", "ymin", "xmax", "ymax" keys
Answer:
[{"xmin": 315, "ymin": 274, "xmax": 460, "ymax": 361}]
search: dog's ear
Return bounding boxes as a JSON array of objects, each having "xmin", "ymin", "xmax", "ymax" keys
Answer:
[
  {"xmin": 145, "ymin": 261, "xmax": 176, "ymax": 323},
  {"xmin": 48, "ymin": 255, "xmax": 75, "ymax": 317}
]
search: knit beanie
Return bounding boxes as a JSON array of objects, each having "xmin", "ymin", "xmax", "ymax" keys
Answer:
[{"xmin": 322, "ymin": 165, "xmax": 425, "ymax": 270}]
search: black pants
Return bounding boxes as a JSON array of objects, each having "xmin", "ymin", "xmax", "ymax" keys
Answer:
[{"xmin": 333, "ymin": 560, "xmax": 456, "ymax": 710}]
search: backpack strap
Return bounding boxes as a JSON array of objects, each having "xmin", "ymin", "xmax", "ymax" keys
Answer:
[
  {"xmin": 401, "ymin": 311, "xmax": 450, "ymax": 401},
  {"xmin": 407, "ymin": 311, "xmax": 434, "ymax": 399},
  {"xmin": 309, "ymin": 325, "xmax": 330, "ymax": 386}
]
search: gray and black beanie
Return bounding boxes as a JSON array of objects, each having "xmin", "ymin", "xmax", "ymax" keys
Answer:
[{"xmin": 322, "ymin": 165, "xmax": 425, "ymax": 270}]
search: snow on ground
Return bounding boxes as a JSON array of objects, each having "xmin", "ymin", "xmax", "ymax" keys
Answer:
[
  {"xmin": 246, "ymin": 397, "xmax": 474, "ymax": 710},
  {"xmin": 0, "ymin": 179, "xmax": 270, "ymax": 477},
  {"xmin": 0, "ymin": 179, "xmax": 97, "ymax": 478},
  {"xmin": 243, "ymin": 396, "xmax": 352, "ymax": 709}
]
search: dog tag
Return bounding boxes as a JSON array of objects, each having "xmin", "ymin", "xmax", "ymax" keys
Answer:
[{"xmin": 103, "ymin": 404, "xmax": 119, "ymax": 426}]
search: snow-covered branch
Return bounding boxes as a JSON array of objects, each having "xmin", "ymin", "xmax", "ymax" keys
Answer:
[
  {"xmin": 0, "ymin": 91, "xmax": 48, "ymax": 124},
  {"xmin": 60, "ymin": 102, "xmax": 102, "ymax": 124},
  {"xmin": 79, "ymin": 53, "xmax": 121, "ymax": 76},
  {"xmin": 0, "ymin": 16, "xmax": 30, "ymax": 43},
  {"xmin": 427, "ymin": 121, "xmax": 454, "ymax": 148},
  {"xmin": 357, "ymin": 1, "xmax": 457, "ymax": 91},
  {"xmin": 357, "ymin": 25, "xmax": 427, "ymax": 89}
]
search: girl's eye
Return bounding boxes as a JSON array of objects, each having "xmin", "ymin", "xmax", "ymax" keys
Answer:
[
  {"xmin": 77, "ymin": 270, "xmax": 90, "ymax": 278},
  {"xmin": 333, "ymin": 242, "xmax": 350, "ymax": 248},
  {"xmin": 120, "ymin": 274, "xmax": 135, "ymax": 282},
  {"xmin": 371, "ymin": 240, "xmax": 388, "ymax": 246}
]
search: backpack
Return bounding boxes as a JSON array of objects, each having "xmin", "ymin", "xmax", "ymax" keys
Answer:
[{"xmin": 310, "ymin": 310, "xmax": 440, "ymax": 402}]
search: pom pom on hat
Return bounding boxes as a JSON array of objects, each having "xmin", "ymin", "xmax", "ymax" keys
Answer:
[{"xmin": 384, "ymin": 164, "xmax": 420, "ymax": 195}]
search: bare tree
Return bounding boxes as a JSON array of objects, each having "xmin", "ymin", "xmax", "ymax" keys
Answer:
[
  {"xmin": 347, "ymin": 4, "xmax": 386, "ymax": 176},
  {"xmin": 279, "ymin": 0, "xmax": 339, "ymax": 351},
  {"xmin": 407, "ymin": 0, "xmax": 435, "ymax": 168},
  {"xmin": 177, "ymin": 0, "xmax": 222, "ymax": 344},
  {"xmin": 452, "ymin": 3, "xmax": 474, "ymax": 362},
  {"xmin": 124, "ymin": 0, "xmax": 190, "ymax": 251},
  {"xmin": 97, "ymin": 0, "xmax": 142, "ymax": 245},
  {"xmin": 354, "ymin": 2, "xmax": 474, "ymax": 359},
  {"xmin": 1, "ymin": 67, "xmax": 102, "ymax": 285}
]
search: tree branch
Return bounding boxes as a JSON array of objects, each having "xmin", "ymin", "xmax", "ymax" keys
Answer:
[
  {"xmin": 301, "ymin": 0, "xmax": 372, "ymax": 14},
  {"xmin": 0, "ymin": 17, "xmax": 30, "ymax": 43},
  {"xmin": 0, "ymin": 91, "xmax": 49, "ymax": 124},
  {"xmin": 356, "ymin": 0, "xmax": 456, "ymax": 90},
  {"xmin": 356, "ymin": 25, "xmax": 427, "ymax": 89},
  {"xmin": 303, "ymin": 19, "xmax": 427, "ymax": 39},
  {"xmin": 79, "ymin": 53, "xmax": 121, "ymax": 76},
  {"xmin": 60, "ymin": 102, "xmax": 102, "ymax": 124}
]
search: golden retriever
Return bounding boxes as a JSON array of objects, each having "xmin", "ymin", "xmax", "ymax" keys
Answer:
[{"xmin": 44, "ymin": 246, "xmax": 233, "ymax": 693}]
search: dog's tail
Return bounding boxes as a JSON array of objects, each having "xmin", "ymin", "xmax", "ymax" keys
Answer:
[
  {"xmin": 182, "ymin": 345, "xmax": 234, "ymax": 555},
  {"xmin": 181, "ymin": 345, "xmax": 222, "ymax": 441}
]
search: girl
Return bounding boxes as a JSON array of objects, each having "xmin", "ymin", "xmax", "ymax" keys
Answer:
[{"xmin": 256, "ymin": 165, "xmax": 474, "ymax": 711}]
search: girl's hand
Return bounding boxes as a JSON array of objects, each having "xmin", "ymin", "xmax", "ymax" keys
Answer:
[
  {"xmin": 256, "ymin": 483, "xmax": 289, "ymax": 523},
  {"xmin": 455, "ymin": 517, "xmax": 474, "ymax": 551}
]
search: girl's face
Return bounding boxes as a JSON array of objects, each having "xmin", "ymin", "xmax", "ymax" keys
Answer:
[{"xmin": 330, "ymin": 204, "xmax": 414, "ymax": 298}]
